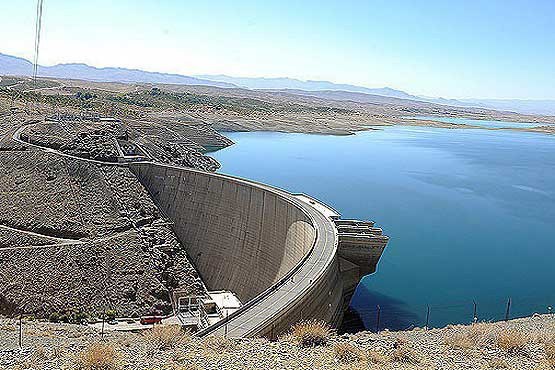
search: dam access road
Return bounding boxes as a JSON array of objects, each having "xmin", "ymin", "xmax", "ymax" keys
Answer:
[{"xmin": 2, "ymin": 113, "xmax": 389, "ymax": 338}]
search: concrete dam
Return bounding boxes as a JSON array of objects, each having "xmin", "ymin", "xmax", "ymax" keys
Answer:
[{"xmin": 130, "ymin": 162, "xmax": 389, "ymax": 337}]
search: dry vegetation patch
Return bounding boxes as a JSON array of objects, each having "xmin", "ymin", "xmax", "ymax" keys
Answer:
[
  {"xmin": 388, "ymin": 337, "xmax": 420, "ymax": 365},
  {"xmin": 290, "ymin": 320, "xmax": 331, "ymax": 347},
  {"xmin": 497, "ymin": 329, "xmax": 528, "ymax": 354},
  {"xmin": 74, "ymin": 342, "xmax": 121, "ymax": 370},
  {"xmin": 333, "ymin": 342, "xmax": 364, "ymax": 363},
  {"xmin": 144, "ymin": 324, "xmax": 190, "ymax": 350},
  {"xmin": 366, "ymin": 349, "xmax": 388, "ymax": 364},
  {"xmin": 488, "ymin": 357, "xmax": 509, "ymax": 368},
  {"xmin": 544, "ymin": 342, "xmax": 555, "ymax": 368},
  {"xmin": 201, "ymin": 335, "xmax": 237, "ymax": 353}
]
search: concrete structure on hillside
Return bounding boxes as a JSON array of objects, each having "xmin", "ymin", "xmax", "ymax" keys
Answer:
[{"xmin": 130, "ymin": 162, "xmax": 389, "ymax": 338}]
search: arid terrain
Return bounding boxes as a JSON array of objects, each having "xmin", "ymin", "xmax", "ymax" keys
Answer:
[
  {"xmin": 2, "ymin": 75, "xmax": 555, "ymax": 136},
  {"xmin": 0, "ymin": 314, "xmax": 554, "ymax": 369},
  {"xmin": 0, "ymin": 103, "xmax": 231, "ymax": 319}
]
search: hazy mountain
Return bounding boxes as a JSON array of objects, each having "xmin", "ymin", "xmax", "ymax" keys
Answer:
[
  {"xmin": 265, "ymin": 88, "xmax": 427, "ymax": 106},
  {"xmin": 457, "ymin": 99, "xmax": 555, "ymax": 116},
  {"xmin": 196, "ymin": 74, "xmax": 416, "ymax": 99},
  {"xmin": 0, "ymin": 53, "xmax": 33, "ymax": 76},
  {"xmin": 196, "ymin": 75, "xmax": 555, "ymax": 116},
  {"xmin": 0, "ymin": 53, "xmax": 235, "ymax": 88}
]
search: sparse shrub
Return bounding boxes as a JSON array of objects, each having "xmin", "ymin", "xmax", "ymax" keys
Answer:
[
  {"xmin": 497, "ymin": 329, "xmax": 528, "ymax": 354},
  {"xmin": 48, "ymin": 310, "xmax": 90, "ymax": 324},
  {"xmin": 74, "ymin": 311, "xmax": 89, "ymax": 324},
  {"xmin": 202, "ymin": 335, "xmax": 237, "ymax": 353},
  {"xmin": 32, "ymin": 346, "xmax": 47, "ymax": 361},
  {"xmin": 75, "ymin": 342, "xmax": 120, "ymax": 370},
  {"xmin": 390, "ymin": 338, "xmax": 420, "ymax": 364},
  {"xmin": 444, "ymin": 323, "xmax": 498, "ymax": 350},
  {"xmin": 445, "ymin": 331, "xmax": 473, "ymax": 350},
  {"xmin": 488, "ymin": 357, "xmax": 509, "ymax": 368},
  {"xmin": 48, "ymin": 312, "xmax": 61, "ymax": 323},
  {"xmin": 105, "ymin": 309, "xmax": 117, "ymax": 321},
  {"xmin": 367, "ymin": 349, "xmax": 388, "ymax": 364},
  {"xmin": 290, "ymin": 320, "xmax": 330, "ymax": 347},
  {"xmin": 170, "ymin": 366, "xmax": 202, "ymax": 370},
  {"xmin": 545, "ymin": 342, "xmax": 555, "ymax": 369},
  {"xmin": 144, "ymin": 325, "xmax": 189, "ymax": 350},
  {"xmin": 333, "ymin": 343, "xmax": 364, "ymax": 363}
]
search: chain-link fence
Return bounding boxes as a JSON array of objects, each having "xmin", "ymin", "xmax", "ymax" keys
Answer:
[{"xmin": 345, "ymin": 292, "xmax": 555, "ymax": 333}]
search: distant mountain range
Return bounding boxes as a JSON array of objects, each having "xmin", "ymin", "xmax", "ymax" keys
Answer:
[
  {"xmin": 0, "ymin": 53, "xmax": 235, "ymax": 88},
  {"xmin": 195, "ymin": 74, "xmax": 417, "ymax": 99},
  {"xmin": 1, "ymin": 52, "xmax": 554, "ymax": 115}
]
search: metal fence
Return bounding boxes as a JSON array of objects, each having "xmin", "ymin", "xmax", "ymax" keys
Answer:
[{"xmin": 343, "ymin": 293, "xmax": 555, "ymax": 333}]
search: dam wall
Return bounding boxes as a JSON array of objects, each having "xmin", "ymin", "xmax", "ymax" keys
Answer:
[
  {"xmin": 129, "ymin": 162, "xmax": 316, "ymax": 304},
  {"xmin": 130, "ymin": 162, "xmax": 388, "ymax": 337}
]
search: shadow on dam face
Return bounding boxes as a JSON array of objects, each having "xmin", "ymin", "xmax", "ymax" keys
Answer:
[{"xmin": 129, "ymin": 162, "xmax": 316, "ymax": 304}]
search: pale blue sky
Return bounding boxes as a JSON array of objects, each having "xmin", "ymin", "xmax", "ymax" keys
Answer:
[{"xmin": 1, "ymin": 0, "xmax": 554, "ymax": 99}]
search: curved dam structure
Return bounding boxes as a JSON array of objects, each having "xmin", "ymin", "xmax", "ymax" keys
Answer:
[{"xmin": 130, "ymin": 162, "xmax": 389, "ymax": 338}]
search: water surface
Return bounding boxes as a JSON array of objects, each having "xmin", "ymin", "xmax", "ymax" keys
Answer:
[{"xmin": 210, "ymin": 126, "xmax": 555, "ymax": 330}]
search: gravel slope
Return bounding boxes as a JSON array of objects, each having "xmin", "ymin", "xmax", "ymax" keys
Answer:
[{"xmin": 0, "ymin": 314, "xmax": 553, "ymax": 369}]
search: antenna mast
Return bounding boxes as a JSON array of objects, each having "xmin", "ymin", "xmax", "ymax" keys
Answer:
[{"xmin": 33, "ymin": 0, "xmax": 45, "ymax": 89}]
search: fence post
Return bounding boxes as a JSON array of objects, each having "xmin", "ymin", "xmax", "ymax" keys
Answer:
[
  {"xmin": 18, "ymin": 314, "xmax": 23, "ymax": 349},
  {"xmin": 224, "ymin": 310, "xmax": 228, "ymax": 338},
  {"xmin": 375, "ymin": 305, "xmax": 381, "ymax": 333},
  {"xmin": 504, "ymin": 298, "xmax": 511, "ymax": 321},
  {"xmin": 425, "ymin": 306, "xmax": 430, "ymax": 330},
  {"xmin": 473, "ymin": 300, "xmax": 477, "ymax": 323},
  {"xmin": 101, "ymin": 310, "xmax": 105, "ymax": 339}
]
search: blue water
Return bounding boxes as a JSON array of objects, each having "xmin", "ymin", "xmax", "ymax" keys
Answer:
[
  {"xmin": 407, "ymin": 116, "xmax": 542, "ymax": 129},
  {"xmin": 210, "ymin": 126, "xmax": 555, "ymax": 331}
]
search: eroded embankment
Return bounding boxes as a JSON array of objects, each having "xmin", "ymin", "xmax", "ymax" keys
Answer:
[{"xmin": 0, "ymin": 115, "xmax": 210, "ymax": 318}]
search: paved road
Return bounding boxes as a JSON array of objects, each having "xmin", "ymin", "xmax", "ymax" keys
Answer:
[{"xmin": 12, "ymin": 122, "xmax": 124, "ymax": 166}]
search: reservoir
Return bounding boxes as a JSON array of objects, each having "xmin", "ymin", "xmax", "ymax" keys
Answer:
[{"xmin": 210, "ymin": 123, "xmax": 555, "ymax": 331}]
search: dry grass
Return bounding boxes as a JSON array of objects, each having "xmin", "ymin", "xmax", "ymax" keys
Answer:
[
  {"xmin": 545, "ymin": 342, "xmax": 555, "ymax": 369},
  {"xmin": 390, "ymin": 338, "xmax": 420, "ymax": 365},
  {"xmin": 290, "ymin": 320, "xmax": 330, "ymax": 347},
  {"xmin": 488, "ymin": 358, "xmax": 509, "ymax": 368},
  {"xmin": 144, "ymin": 324, "xmax": 190, "ymax": 350},
  {"xmin": 74, "ymin": 342, "xmax": 120, "ymax": 370},
  {"xmin": 367, "ymin": 349, "xmax": 388, "ymax": 364},
  {"xmin": 333, "ymin": 343, "xmax": 364, "ymax": 363},
  {"xmin": 497, "ymin": 329, "xmax": 528, "ymax": 354},
  {"xmin": 202, "ymin": 335, "xmax": 237, "ymax": 353},
  {"xmin": 445, "ymin": 323, "xmax": 521, "ymax": 351},
  {"xmin": 445, "ymin": 331, "xmax": 474, "ymax": 350}
]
